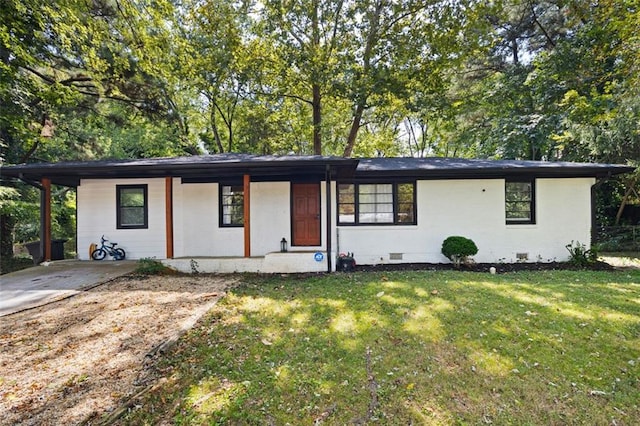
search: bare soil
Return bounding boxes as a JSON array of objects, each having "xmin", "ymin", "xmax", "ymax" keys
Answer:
[{"xmin": 0, "ymin": 273, "xmax": 233, "ymax": 426}]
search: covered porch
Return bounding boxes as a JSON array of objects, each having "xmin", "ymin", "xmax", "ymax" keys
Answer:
[
  {"xmin": 163, "ymin": 250, "xmax": 331, "ymax": 274},
  {"xmin": 1, "ymin": 155, "xmax": 358, "ymax": 273}
]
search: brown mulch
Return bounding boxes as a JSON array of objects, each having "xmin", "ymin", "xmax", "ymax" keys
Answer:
[
  {"xmin": 355, "ymin": 260, "xmax": 615, "ymax": 273},
  {"xmin": 0, "ymin": 273, "xmax": 233, "ymax": 426}
]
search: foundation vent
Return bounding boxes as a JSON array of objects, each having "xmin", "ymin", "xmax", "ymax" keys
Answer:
[
  {"xmin": 516, "ymin": 252, "xmax": 529, "ymax": 261},
  {"xmin": 389, "ymin": 253, "xmax": 403, "ymax": 260}
]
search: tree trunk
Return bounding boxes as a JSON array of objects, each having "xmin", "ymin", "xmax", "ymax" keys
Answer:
[
  {"xmin": 0, "ymin": 213, "xmax": 15, "ymax": 259},
  {"xmin": 312, "ymin": 83, "xmax": 322, "ymax": 155},
  {"xmin": 311, "ymin": 1, "xmax": 322, "ymax": 156},
  {"xmin": 343, "ymin": 102, "xmax": 365, "ymax": 157},
  {"xmin": 342, "ymin": 0, "xmax": 383, "ymax": 157},
  {"xmin": 211, "ymin": 109, "xmax": 224, "ymax": 153},
  {"xmin": 615, "ymin": 175, "xmax": 639, "ymax": 225}
]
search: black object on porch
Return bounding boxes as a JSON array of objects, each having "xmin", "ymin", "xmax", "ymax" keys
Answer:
[{"xmin": 25, "ymin": 239, "xmax": 67, "ymax": 264}]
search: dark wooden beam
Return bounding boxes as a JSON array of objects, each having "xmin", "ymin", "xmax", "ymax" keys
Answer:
[{"xmin": 42, "ymin": 177, "xmax": 51, "ymax": 261}]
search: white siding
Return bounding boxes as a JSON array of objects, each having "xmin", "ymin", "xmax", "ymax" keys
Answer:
[
  {"xmin": 175, "ymin": 181, "xmax": 328, "ymax": 258},
  {"xmin": 250, "ymin": 182, "xmax": 291, "ymax": 255},
  {"xmin": 336, "ymin": 178, "xmax": 595, "ymax": 265},
  {"xmin": 78, "ymin": 176, "xmax": 595, "ymax": 267},
  {"xmin": 173, "ymin": 182, "xmax": 244, "ymax": 257},
  {"xmin": 77, "ymin": 178, "xmax": 166, "ymax": 260}
]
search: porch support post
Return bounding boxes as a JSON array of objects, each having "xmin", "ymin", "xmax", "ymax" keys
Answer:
[
  {"xmin": 165, "ymin": 177, "xmax": 174, "ymax": 259},
  {"xmin": 243, "ymin": 174, "xmax": 251, "ymax": 257},
  {"xmin": 42, "ymin": 177, "xmax": 52, "ymax": 261},
  {"xmin": 325, "ymin": 166, "xmax": 332, "ymax": 272}
]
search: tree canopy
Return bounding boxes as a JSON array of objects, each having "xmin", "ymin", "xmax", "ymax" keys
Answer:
[
  {"xmin": 1, "ymin": 0, "xmax": 637, "ymax": 163},
  {"xmin": 1, "ymin": 0, "xmax": 638, "ymax": 257}
]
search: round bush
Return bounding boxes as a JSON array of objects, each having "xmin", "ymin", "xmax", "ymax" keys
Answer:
[{"xmin": 441, "ymin": 236, "xmax": 478, "ymax": 263}]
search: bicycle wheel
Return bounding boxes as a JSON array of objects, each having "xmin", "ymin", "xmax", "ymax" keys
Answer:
[
  {"xmin": 114, "ymin": 248, "xmax": 126, "ymax": 260},
  {"xmin": 91, "ymin": 248, "xmax": 107, "ymax": 260}
]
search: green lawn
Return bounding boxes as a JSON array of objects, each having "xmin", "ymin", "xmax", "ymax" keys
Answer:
[{"xmin": 122, "ymin": 270, "xmax": 640, "ymax": 425}]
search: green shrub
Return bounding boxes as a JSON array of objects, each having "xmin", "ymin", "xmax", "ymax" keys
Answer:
[
  {"xmin": 135, "ymin": 257, "xmax": 173, "ymax": 275},
  {"xmin": 566, "ymin": 241, "xmax": 598, "ymax": 267},
  {"xmin": 442, "ymin": 236, "xmax": 478, "ymax": 267}
]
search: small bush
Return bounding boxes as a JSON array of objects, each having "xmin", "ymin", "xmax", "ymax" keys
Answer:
[
  {"xmin": 566, "ymin": 241, "xmax": 598, "ymax": 267},
  {"xmin": 442, "ymin": 236, "xmax": 478, "ymax": 267},
  {"xmin": 135, "ymin": 257, "xmax": 173, "ymax": 275}
]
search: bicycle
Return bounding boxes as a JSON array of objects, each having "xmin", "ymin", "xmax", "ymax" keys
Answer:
[{"xmin": 91, "ymin": 235, "xmax": 126, "ymax": 260}]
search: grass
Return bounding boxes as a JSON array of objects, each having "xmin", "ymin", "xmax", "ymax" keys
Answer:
[{"xmin": 121, "ymin": 270, "xmax": 640, "ymax": 425}]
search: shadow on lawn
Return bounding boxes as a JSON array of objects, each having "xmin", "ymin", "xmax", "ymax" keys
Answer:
[{"xmin": 126, "ymin": 270, "xmax": 640, "ymax": 425}]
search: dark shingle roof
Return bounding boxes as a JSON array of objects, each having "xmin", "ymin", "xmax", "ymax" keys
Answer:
[
  {"xmin": 354, "ymin": 157, "xmax": 634, "ymax": 179},
  {"xmin": 1, "ymin": 154, "xmax": 634, "ymax": 187},
  {"xmin": 0, "ymin": 154, "xmax": 359, "ymax": 186}
]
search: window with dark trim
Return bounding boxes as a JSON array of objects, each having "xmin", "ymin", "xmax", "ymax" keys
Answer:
[
  {"xmin": 116, "ymin": 185, "xmax": 148, "ymax": 229},
  {"xmin": 220, "ymin": 184, "xmax": 244, "ymax": 227},
  {"xmin": 505, "ymin": 179, "xmax": 535, "ymax": 224},
  {"xmin": 338, "ymin": 182, "xmax": 416, "ymax": 225}
]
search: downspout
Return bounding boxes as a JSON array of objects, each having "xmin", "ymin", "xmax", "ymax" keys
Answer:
[
  {"xmin": 591, "ymin": 182, "xmax": 597, "ymax": 246},
  {"xmin": 326, "ymin": 165, "xmax": 332, "ymax": 273}
]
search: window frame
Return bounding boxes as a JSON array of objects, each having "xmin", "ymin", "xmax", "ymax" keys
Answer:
[
  {"xmin": 116, "ymin": 184, "xmax": 148, "ymax": 229},
  {"xmin": 219, "ymin": 183, "xmax": 245, "ymax": 228},
  {"xmin": 337, "ymin": 181, "xmax": 417, "ymax": 226},
  {"xmin": 505, "ymin": 179, "xmax": 536, "ymax": 225}
]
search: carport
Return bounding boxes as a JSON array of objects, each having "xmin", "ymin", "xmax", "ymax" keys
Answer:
[{"xmin": 0, "ymin": 260, "xmax": 137, "ymax": 316}]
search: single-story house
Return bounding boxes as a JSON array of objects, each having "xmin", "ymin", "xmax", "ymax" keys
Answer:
[{"xmin": 0, "ymin": 154, "xmax": 633, "ymax": 272}]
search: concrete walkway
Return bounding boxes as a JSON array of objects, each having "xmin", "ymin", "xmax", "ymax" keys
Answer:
[{"xmin": 0, "ymin": 260, "xmax": 137, "ymax": 316}]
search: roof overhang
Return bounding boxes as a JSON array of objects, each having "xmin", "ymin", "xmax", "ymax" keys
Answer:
[
  {"xmin": 1, "ymin": 155, "xmax": 634, "ymax": 187},
  {"xmin": 352, "ymin": 158, "xmax": 636, "ymax": 180},
  {"xmin": 0, "ymin": 154, "xmax": 360, "ymax": 187}
]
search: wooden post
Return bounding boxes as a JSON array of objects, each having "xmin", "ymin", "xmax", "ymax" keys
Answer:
[
  {"xmin": 42, "ymin": 177, "xmax": 52, "ymax": 261},
  {"xmin": 165, "ymin": 177, "xmax": 174, "ymax": 259},
  {"xmin": 244, "ymin": 174, "xmax": 251, "ymax": 257}
]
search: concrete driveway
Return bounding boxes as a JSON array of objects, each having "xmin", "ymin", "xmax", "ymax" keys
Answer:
[{"xmin": 0, "ymin": 260, "xmax": 137, "ymax": 316}]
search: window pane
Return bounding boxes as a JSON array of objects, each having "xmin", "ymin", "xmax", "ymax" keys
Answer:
[
  {"xmin": 221, "ymin": 185, "xmax": 244, "ymax": 226},
  {"xmin": 121, "ymin": 207, "xmax": 145, "ymax": 226},
  {"xmin": 120, "ymin": 188, "xmax": 144, "ymax": 207},
  {"xmin": 359, "ymin": 203, "xmax": 393, "ymax": 214},
  {"xmin": 397, "ymin": 183, "xmax": 414, "ymax": 203},
  {"xmin": 338, "ymin": 184, "xmax": 354, "ymax": 194},
  {"xmin": 338, "ymin": 184, "xmax": 355, "ymax": 224},
  {"xmin": 396, "ymin": 183, "xmax": 415, "ymax": 223},
  {"xmin": 506, "ymin": 181, "xmax": 532, "ymax": 221},
  {"xmin": 360, "ymin": 212, "xmax": 393, "ymax": 223},
  {"xmin": 339, "ymin": 213, "xmax": 355, "ymax": 223},
  {"xmin": 397, "ymin": 203, "xmax": 415, "ymax": 223},
  {"xmin": 339, "ymin": 192, "xmax": 355, "ymax": 204}
]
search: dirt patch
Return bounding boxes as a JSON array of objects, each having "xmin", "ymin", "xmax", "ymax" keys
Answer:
[{"xmin": 0, "ymin": 273, "xmax": 233, "ymax": 426}]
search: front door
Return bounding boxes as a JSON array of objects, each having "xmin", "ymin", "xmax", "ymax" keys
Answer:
[{"xmin": 292, "ymin": 183, "xmax": 321, "ymax": 246}]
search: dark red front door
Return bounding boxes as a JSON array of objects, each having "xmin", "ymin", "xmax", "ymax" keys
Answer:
[{"xmin": 292, "ymin": 183, "xmax": 321, "ymax": 246}]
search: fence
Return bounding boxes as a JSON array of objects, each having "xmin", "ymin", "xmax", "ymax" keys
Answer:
[{"xmin": 593, "ymin": 226, "xmax": 640, "ymax": 251}]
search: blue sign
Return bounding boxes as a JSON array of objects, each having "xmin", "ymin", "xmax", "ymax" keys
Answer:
[{"xmin": 314, "ymin": 252, "xmax": 324, "ymax": 262}]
